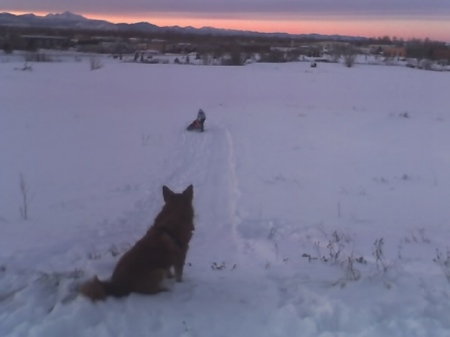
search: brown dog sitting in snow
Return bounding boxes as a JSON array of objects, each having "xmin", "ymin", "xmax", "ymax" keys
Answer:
[{"xmin": 80, "ymin": 185, "xmax": 195, "ymax": 301}]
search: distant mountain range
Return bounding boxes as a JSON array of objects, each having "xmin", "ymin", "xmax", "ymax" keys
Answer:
[{"xmin": 0, "ymin": 11, "xmax": 365, "ymax": 41}]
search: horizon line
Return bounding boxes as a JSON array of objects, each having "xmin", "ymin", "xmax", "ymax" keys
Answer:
[{"xmin": 3, "ymin": 10, "xmax": 450, "ymax": 42}]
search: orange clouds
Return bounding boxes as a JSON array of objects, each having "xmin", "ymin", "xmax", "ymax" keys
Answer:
[{"xmin": 94, "ymin": 13, "xmax": 450, "ymax": 40}]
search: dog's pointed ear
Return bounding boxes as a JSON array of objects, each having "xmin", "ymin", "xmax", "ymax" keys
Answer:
[
  {"xmin": 183, "ymin": 184, "xmax": 194, "ymax": 201},
  {"xmin": 162, "ymin": 185, "xmax": 174, "ymax": 202}
]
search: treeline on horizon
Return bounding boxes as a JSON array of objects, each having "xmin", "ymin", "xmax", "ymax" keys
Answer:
[{"xmin": 1, "ymin": 25, "xmax": 449, "ymax": 61}]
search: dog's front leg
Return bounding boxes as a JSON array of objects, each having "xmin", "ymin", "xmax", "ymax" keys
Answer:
[{"xmin": 174, "ymin": 248, "xmax": 188, "ymax": 282}]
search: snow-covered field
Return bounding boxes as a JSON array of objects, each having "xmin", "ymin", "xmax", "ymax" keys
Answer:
[{"xmin": 1, "ymin": 57, "xmax": 450, "ymax": 336}]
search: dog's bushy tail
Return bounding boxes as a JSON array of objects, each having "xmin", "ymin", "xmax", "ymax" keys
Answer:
[{"xmin": 79, "ymin": 276, "xmax": 130, "ymax": 301}]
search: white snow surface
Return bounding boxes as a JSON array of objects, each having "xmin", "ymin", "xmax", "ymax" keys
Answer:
[{"xmin": 1, "ymin": 58, "xmax": 450, "ymax": 337}]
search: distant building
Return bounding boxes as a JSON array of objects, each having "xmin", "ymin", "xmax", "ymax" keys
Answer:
[
  {"xmin": 21, "ymin": 35, "xmax": 70, "ymax": 50},
  {"xmin": 383, "ymin": 47, "xmax": 407, "ymax": 58},
  {"xmin": 433, "ymin": 48, "xmax": 450, "ymax": 61},
  {"xmin": 368, "ymin": 44, "xmax": 406, "ymax": 57},
  {"xmin": 145, "ymin": 39, "xmax": 166, "ymax": 53}
]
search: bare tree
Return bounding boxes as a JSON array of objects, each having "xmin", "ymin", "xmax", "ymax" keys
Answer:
[
  {"xmin": 19, "ymin": 173, "xmax": 30, "ymax": 220},
  {"xmin": 343, "ymin": 45, "xmax": 357, "ymax": 68},
  {"xmin": 329, "ymin": 44, "xmax": 344, "ymax": 63},
  {"xmin": 90, "ymin": 56, "xmax": 103, "ymax": 71}
]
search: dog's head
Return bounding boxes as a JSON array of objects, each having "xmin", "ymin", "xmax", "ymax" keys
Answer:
[
  {"xmin": 152, "ymin": 184, "xmax": 195, "ymax": 238},
  {"xmin": 163, "ymin": 184, "xmax": 193, "ymax": 204}
]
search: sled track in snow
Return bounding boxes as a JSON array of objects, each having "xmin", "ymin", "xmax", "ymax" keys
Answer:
[{"xmin": 161, "ymin": 125, "xmax": 242, "ymax": 255}]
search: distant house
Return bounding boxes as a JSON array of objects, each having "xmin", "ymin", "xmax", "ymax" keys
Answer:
[
  {"xmin": 145, "ymin": 39, "xmax": 166, "ymax": 53},
  {"xmin": 21, "ymin": 35, "xmax": 70, "ymax": 50},
  {"xmin": 383, "ymin": 47, "xmax": 406, "ymax": 58},
  {"xmin": 164, "ymin": 42, "xmax": 196, "ymax": 54},
  {"xmin": 368, "ymin": 44, "xmax": 406, "ymax": 58},
  {"xmin": 433, "ymin": 48, "xmax": 450, "ymax": 61},
  {"xmin": 369, "ymin": 44, "xmax": 390, "ymax": 55}
]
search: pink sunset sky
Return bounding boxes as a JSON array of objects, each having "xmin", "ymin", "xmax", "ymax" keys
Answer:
[{"xmin": 3, "ymin": 0, "xmax": 450, "ymax": 41}]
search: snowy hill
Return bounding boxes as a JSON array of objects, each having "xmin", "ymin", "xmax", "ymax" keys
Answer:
[
  {"xmin": 1, "ymin": 58, "xmax": 450, "ymax": 336},
  {"xmin": 0, "ymin": 11, "xmax": 116, "ymax": 30},
  {"xmin": 45, "ymin": 11, "xmax": 88, "ymax": 21}
]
